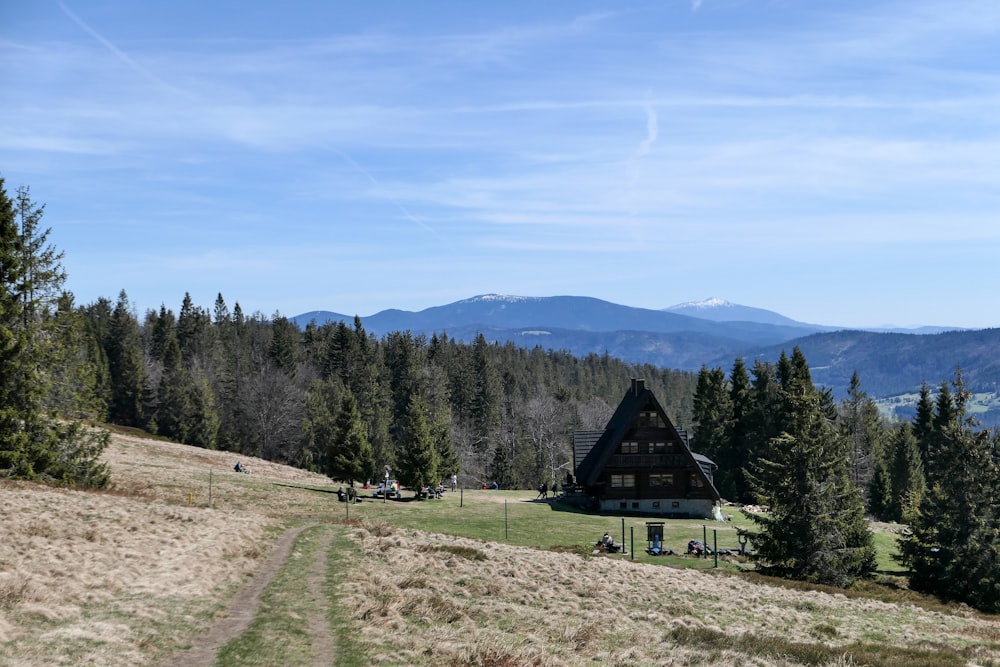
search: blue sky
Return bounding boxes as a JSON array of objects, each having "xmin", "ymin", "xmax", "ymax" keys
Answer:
[{"xmin": 2, "ymin": 1, "xmax": 999, "ymax": 329}]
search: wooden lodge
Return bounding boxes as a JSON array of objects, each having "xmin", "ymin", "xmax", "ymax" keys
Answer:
[{"xmin": 570, "ymin": 378, "xmax": 721, "ymax": 519}]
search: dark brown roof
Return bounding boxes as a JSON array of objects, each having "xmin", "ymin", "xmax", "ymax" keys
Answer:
[{"xmin": 575, "ymin": 379, "xmax": 720, "ymax": 500}]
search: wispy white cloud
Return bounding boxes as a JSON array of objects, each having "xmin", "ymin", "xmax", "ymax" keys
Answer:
[{"xmin": 4, "ymin": 0, "xmax": 1000, "ymax": 326}]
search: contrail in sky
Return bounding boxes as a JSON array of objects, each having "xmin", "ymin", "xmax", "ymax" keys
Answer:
[
  {"xmin": 637, "ymin": 103, "xmax": 659, "ymax": 157},
  {"xmin": 621, "ymin": 101, "xmax": 660, "ymax": 219},
  {"xmin": 60, "ymin": 1, "xmax": 437, "ymax": 239},
  {"xmin": 58, "ymin": 1, "xmax": 190, "ymax": 97},
  {"xmin": 330, "ymin": 148, "xmax": 440, "ymax": 239}
]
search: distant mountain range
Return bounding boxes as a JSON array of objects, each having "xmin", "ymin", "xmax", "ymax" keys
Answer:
[
  {"xmin": 663, "ymin": 297, "xmax": 957, "ymax": 335},
  {"xmin": 292, "ymin": 294, "xmax": 996, "ymax": 401},
  {"xmin": 663, "ymin": 297, "xmax": 825, "ymax": 328}
]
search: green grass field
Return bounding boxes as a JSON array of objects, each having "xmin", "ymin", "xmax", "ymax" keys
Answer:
[{"xmin": 316, "ymin": 487, "xmax": 905, "ymax": 575}]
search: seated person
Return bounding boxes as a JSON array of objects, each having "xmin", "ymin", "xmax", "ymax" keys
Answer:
[
  {"xmin": 687, "ymin": 540, "xmax": 709, "ymax": 556},
  {"xmin": 598, "ymin": 532, "xmax": 620, "ymax": 553},
  {"xmin": 234, "ymin": 461, "xmax": 242, "ymax": 473},
  {"xmin": 337, "ymin": 486, "xmax": 346, "ymax": 502}
]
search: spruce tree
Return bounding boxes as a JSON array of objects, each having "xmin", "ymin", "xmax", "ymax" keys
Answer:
[
  {"xmin": 187, "ymin": 369, "xmax": 220, "ymax": 449},
  {"xmin": 726, "ymin": 358, "xmax": 754, "ymax": 504},
  {"xmin": 744, "ymin": 348, "xmax": 875, "ymax": 587},
  {"xmin": 396, "ymin": 394, "xmax": 438, "ymax": 494},
  {"xmin": 470, "ymin": 333, "xmax": 502, "ymax": 468},
  {"xmin": 899, "ymin": 370, "xmax": 1000, "ymax": 612},
  {"xmin": 744, "ymin": 359, "xmax": 782, "ymax": 498},
  {"xmin": 0, "ymin": 178, "xmax": 32, "ymax": 475},
  {"xmin": 912, "ymin": 383, "xmax": 934, "ymax": 467},
  {"xmin": 156, "ymin": 336, "xmax": 194, "ymax": 442},
  {"xmin": 0, "ymin": 179, "xmax": 108, "ymax": 486},
  {"xmin": 692, "ymin": 365, "xmax": 732, "ymax": 473},
  {"xmin": 39, "ymin": 293, "xmax": 104, "ymax": 419},
  {"xmin": 326, "ymin": 392, "xmax": 374, "ymax": 486},
  {"xmin": 867, "ymin": 459, "xmax": 893, "ymax": 521},
  {"xmin": 107, "ymin": 291, "xmax": 147, "ymax": 427},
  {"xmin": 839, "ymin": 372, "xmax": 888, "ymax": 506},
  {"xmin": 490, "ymin": 440, "xmax": 515, "ymax": 490},
  {"xmin": 888, "ymin": 422, "xmax": 925, "ymax": 523}
]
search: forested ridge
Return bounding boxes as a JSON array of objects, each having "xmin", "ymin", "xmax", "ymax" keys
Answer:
[{"xmin": 80, "ymin": 290, "xmax": 698, "ymax": 487}]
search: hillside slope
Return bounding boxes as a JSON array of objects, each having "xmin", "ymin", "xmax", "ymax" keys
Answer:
[{"xmin": 2, "ymin": 431, "xmax": 998, "ymax": 666}]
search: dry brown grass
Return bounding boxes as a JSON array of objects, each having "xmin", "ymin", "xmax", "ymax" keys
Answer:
[
  {"xmin": 0, "ymin": 432, "xmax": 338, "ymax": 666},
  {"xmin": 3, "ymin": 429, "xmax": 1000, "ymax": 666},
  {"xmin": 338, "ymin": 521, "xmax": 1000, "ymax": 666}
]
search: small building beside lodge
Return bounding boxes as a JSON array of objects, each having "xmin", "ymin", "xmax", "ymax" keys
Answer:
[{"xmin": 570, "ymin": 378, "xmax": 721, "ymax": 519}]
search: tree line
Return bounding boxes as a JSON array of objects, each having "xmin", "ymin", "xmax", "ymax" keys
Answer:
[
  {"xmin": 81, "ymin": 294, "xmax": 697, "ymax": 490},
  {"xmin": 692, "ymin": 352, "xmax": 1000, "ymax": 612},
  {"xmin": 1, "ymin": 175, "xmax": 699, "ymax": 493}
]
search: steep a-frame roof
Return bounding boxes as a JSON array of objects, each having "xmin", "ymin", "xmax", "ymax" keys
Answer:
[{"xmin": 575, "ymin": 379, "xmax": 720, "ymax": 500}]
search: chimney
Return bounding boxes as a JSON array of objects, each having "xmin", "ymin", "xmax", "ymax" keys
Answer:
[{"xmin": 631, "ymin": 378, "xmax": 645, "ymax": 396}]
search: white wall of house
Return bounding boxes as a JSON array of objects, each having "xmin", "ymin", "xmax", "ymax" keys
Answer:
[{"xmin": 599, "ymin": 497, "xmax": 715, "ymax": 519}]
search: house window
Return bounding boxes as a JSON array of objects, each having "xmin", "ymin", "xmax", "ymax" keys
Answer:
[
  {"xmin": 649, "ymin": 473, "xmax": 673, "ymax": 487},
  {"xmin": 690, "ymin": 473, "xmax": 704, "ymax": 488},
  {"xmin": 639, "ymin": 411, "xmax": 665, "ymax": 428},
  {"xmin": 611, "ymin": 474, "xmax": 635, "ymax": 488},
  {"xmin": 650, "ymin": 442, "xmax": 666, "ymax": 453},
  {"xmin": 620, "ymin": 441, "xmax": 639, "ymax": 454}
]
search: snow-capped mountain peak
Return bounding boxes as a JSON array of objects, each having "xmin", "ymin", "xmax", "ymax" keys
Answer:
[
  {"xmin": 664, "ymin": 298, "xmax": 809, "ymax": 327},
  {"xmin": 460, "ymin": 294, "xmax": 537, "ymax": 304},
  {"xmin": 667, "ymin": 297, "xmax": 733, "ymax": 311}
]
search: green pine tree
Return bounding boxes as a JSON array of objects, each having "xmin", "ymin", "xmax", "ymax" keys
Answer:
[
  {"xmin": 744, "ymin": 348, "xmax": 875, "ymax": 587},
  {"xmin": 0, "ymin": 179, "xmax": 108, "ymax": 486},
  {"xmin": 0, "ymin": 179, "xmax": 32, "ymax": 475},
  {"xmin": 326, "ymin": 392, "xmax": 375, "ymax": 486},
  {"xmin": 107, "ymin": 291, "xmax": 147, "ymax": 427},
  {"xmin": 898, "ymin": 370, "xmax": 1000, "ymax": 612},
  {"xmin": 396, "ymin": 394, "xmax": 438, "ymax": 494},
  {"xmin": 490, "ymin": 440, "xmax": 515, "ymax": 490},
  {"xmin": 888, "ymin": 422, "xmax": 925, "ymax": 523},
  {"xmin": 692, "ymin": 366, "xmax": 728, "ymax": 454},
  {"xmin": 726, "ymin": 358, "xmax": 755, "ymax": 504},
  {"xmin": 839, "ymin": 372, "xmax": 889, "ymax": 507}
]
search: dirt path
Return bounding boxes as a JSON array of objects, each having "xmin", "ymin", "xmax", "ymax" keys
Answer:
[
  {"xmin": 161, "ymin": 523, "xmax": 336, "ymax": 667},
  {"xmin": 307, "ymin": 530, "xmax": 336, "ymax": 667}
]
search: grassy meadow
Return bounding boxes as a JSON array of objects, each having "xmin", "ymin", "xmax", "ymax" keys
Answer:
[{"xmin": 1, "ymin": 428, "xmax": 998, "ymax": 666}]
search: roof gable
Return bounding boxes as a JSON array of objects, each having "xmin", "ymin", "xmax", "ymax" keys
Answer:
[{"xmin": 575, "ymin": 379, "xmax": 720, "ymax": 500}]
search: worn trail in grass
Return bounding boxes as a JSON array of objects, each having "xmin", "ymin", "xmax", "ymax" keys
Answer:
[
  {"xmin": 6, "ymin": 432, "xmax": 998, "ymax": 667},
  {"xmin": 162, "ymin": 522, "xmax": 352, "ymax": 667}
]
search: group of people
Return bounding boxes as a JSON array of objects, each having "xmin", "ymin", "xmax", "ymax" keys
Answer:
[
  {"xmin": 337, "ymin": 486, "xmax": 360, "ymax": 503},
  {"xmin": 535, "ymin": 481, "xmax": 561, "ymax": 499}
]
